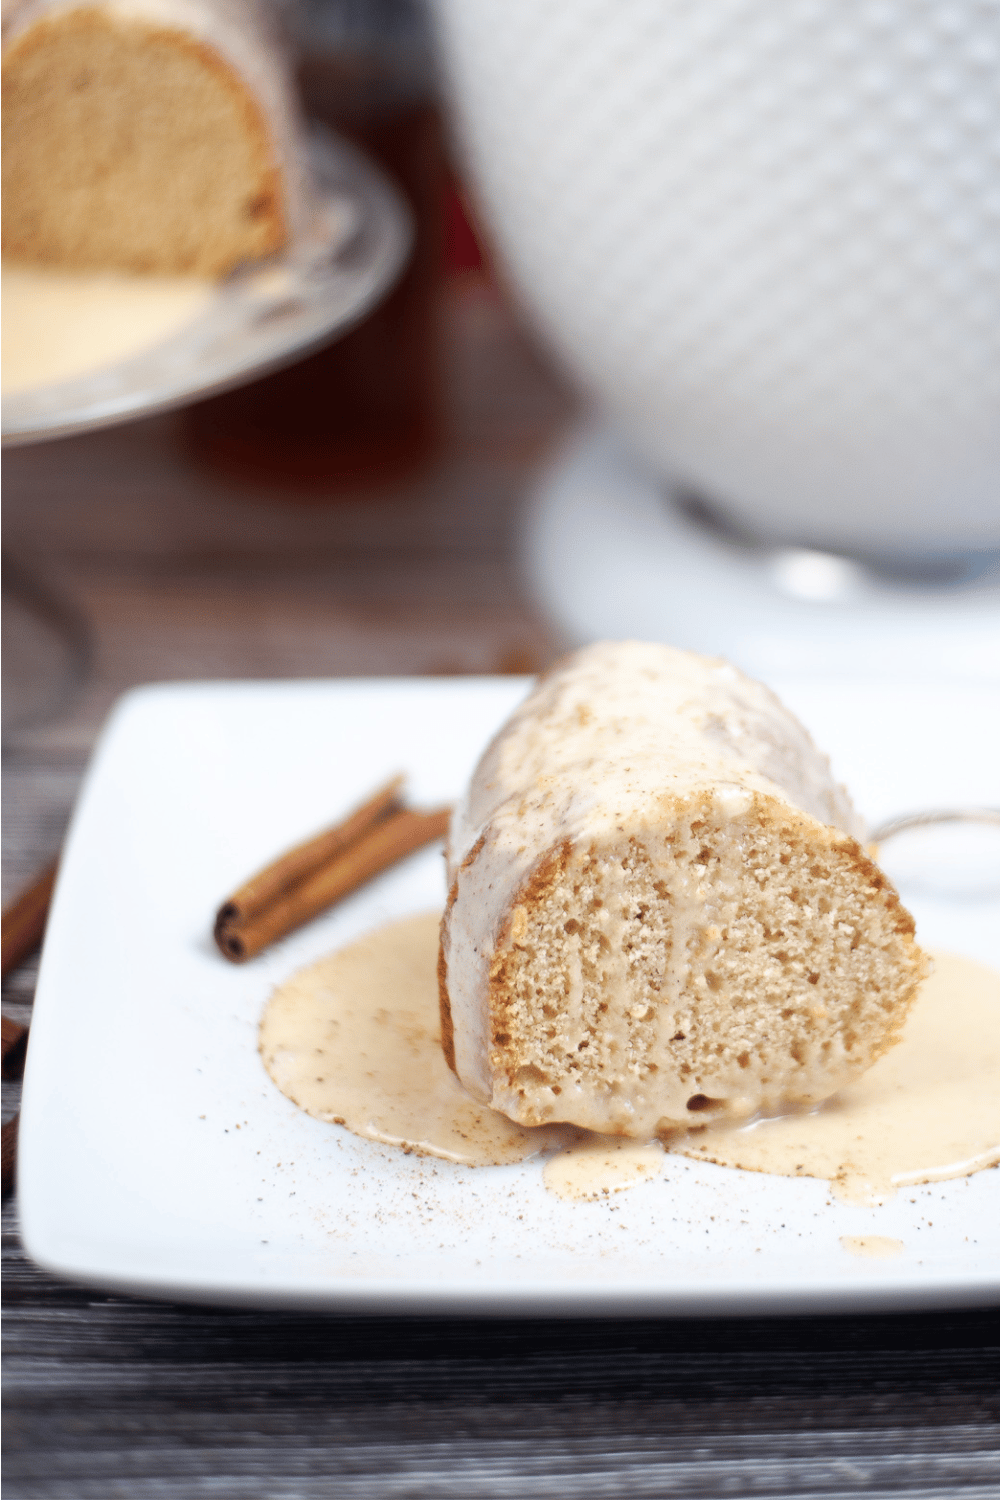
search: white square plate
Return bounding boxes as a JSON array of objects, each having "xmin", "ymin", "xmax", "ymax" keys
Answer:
[{"xmin": 18, "ymin": 676, "xmax": 1000, "ymax": 1315}]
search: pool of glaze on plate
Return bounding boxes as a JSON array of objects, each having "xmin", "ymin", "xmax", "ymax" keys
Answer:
[
  {"xmin": 2, "ymin": 266, "xmax": 213, "ymax": 393},
  {"xmin": 259, "ymin": 912, "xmax": 1000, "ymax": 1204}
]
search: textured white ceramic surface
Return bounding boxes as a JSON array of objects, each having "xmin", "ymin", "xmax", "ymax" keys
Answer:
[
  {"xmin": 17, "ymin": 677, "xmax": 1000, "ymax": 1312},
  {"xmin": 432, "ymin": 0, "xmax": 1000, "ymax": 554}
]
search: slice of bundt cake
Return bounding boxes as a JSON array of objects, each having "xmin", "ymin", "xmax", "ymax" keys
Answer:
[
  {"xmin": 2, "ymin": 0, "xmax": 300, "ymax": 276},
  {"xmin": 439, "ymin": 641, "xmax": 927, "ymax": 1138}
]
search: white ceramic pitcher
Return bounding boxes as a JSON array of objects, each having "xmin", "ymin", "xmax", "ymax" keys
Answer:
[{"xmin": 431, "ymin": 0, "xmax": 999, "ymax": 557}]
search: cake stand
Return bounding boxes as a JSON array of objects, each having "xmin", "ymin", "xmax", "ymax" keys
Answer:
[
  {"xmin": 2, "ymin": 127, "xmax": 412, "ymax": 739},
  {"xmin": 525, "ymin": 425, "xmax": 1000, "ymax": 687},
  {"xmin": 2, "ymin": 128, "xmax": 412, "ymax": 447}
]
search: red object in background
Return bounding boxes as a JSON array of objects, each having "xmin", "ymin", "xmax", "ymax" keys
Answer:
[
  {"xmin": 444, "ymin": 181, "xmax": 485, "ymax": 275},
  {"xmin": 185, "ymin": 61, "xmax": 448, "ymax": 494}
]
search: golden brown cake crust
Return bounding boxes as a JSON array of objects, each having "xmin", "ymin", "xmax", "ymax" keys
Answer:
[
  {"xmin": 487, "ymin": 839, "xmax": 571, "ymax": 1061},
  {"xmin": 438, "ymin": 831, "xmax": 486, "ymax": 1076},
  {"xmin": 438, "ymin": 881, "xmax": 458, "ymax": 1075}
]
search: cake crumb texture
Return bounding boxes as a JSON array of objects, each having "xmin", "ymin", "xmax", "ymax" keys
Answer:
[{"xmin": 3, "ymin": 3, "xmax": 286, "ymax": 275}]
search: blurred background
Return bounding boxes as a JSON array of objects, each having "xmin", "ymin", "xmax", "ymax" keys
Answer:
[
  {"xmin": 5, "ymin": 0, "xmax": 999, "ymax": 889},
  {"xmin": 3, "ymin": 0, "xmax": 580, "ymax": 903}
]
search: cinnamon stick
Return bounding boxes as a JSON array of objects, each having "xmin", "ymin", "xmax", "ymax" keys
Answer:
[
  {"xmin": 1, "ymin": 1016, "xmax": 29, "ymax": 1081},
  {"xmin": 216, "ymin": 775, "xmax": 405, "ymax": 933},
  {"xmin": 1, "ymin": 859, "xmax": 58, "ymax": 978},
  {"xmin": 1, "ymin": 1113, "xmax": 17, "ymax": 1198},
  {"xmin": 215, "ymin": 799, "xmax": 450, "ymax": 963}
]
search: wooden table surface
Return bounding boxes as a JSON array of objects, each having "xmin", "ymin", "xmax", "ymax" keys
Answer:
[{"xmin": 3, "ymin": 279, "xmax": 998, "ymax": 1500}]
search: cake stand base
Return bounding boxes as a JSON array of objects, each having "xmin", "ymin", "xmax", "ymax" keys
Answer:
[{"xmin": 523, "ymin": 426, "xmax": 1000, "ymax": 685}]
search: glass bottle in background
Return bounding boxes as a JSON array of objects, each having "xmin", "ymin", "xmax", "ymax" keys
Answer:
[{"xmin": 185, "ymin": 0, "xmax": 445, "ymax": 493}]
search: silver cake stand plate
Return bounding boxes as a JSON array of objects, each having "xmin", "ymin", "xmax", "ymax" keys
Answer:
[{"xmin": 2, "ymin": 128, "xmax": 411, "ymax": 447}]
